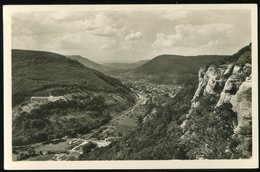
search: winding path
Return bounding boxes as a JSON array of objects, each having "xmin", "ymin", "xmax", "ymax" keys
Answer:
[{"xmin": 111, "ymin": 93, "xmax": 146, "ymax": 122}]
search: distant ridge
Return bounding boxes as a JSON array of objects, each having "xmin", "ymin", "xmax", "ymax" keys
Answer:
[
  {"xmin": 135, "ymin": 54, "xmax": 229, "ymax": 84},
  {"xmin": 65, "ymin": 55, "xmax": 109, "ymax": 72},
  {"xmin": 136, "ymin": 54, "xmax": 229, "ymax": 74},
  {"xmin": 103, "ymin": 59, "xmax": 150, "ymax": 70}
]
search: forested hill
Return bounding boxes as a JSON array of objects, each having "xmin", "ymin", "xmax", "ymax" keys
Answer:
[
  {"xmin": 136, "ymin": 54, "xmax": 228, "ymax": 75},
  {"xmin": 12, "ymin": 49, "xmax": 129, "ymax": 106},
  {"xmin": 134, "ymin": 54, "xmax": 228, "ymax": 84},
  {"xmin": 12, "ymin": 49, "xmax": 135, "ymax": 146},
  {"xmin": 65, "ymin": 55, "xmax": 110, "ymax": 72}
]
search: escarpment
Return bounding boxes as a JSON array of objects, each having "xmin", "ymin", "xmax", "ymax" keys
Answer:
[
  {"xmin": 180, "ymin": 43, "xmax": 252, "ymax": 159},
  {"xmin": 230, "ymin": 74, "xmax": 252, "ymax": 135}
]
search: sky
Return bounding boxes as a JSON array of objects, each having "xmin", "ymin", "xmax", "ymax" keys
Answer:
[{"xmin": 12, "ymin": 8, "xmax": 251, "ymax": 63}]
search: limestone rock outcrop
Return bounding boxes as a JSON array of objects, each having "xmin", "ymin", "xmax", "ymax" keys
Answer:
[
  {"xmin": 181, "ymin": 61, "xmax": 251, "ymax": 133},
  {"xmin": 231, "ymin": 74, "xmax": 252, "ymax": 135}
]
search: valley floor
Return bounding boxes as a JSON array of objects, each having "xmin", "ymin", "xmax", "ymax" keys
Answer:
[{"xmin": 13, "ymin": 92, "xmax": 148, "ymax": 161}]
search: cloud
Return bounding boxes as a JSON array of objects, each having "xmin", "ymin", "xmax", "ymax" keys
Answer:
[
  {"xmin": 125, "ymin": 31, "xmax": 143, "ymax": 41},
  {"xmin": 98, "ymin": 38, "xmax": 119, "ymax": 50},
  {"xmin": 12, "ymin": 11, "xmax": 127, "ymax": 54},
  {"xmin": 94, "ymin": 25, "xmax": 126, "ymax": 37},
  {"xmin": 11, "ymin": 9, "xmax": 251, "ymax": 63},
  {"xmin": 88, "ymin": 13, "xmax": 127, "ymax": 37},
  {"xmin": 152, "ymin": 23, "xmax": 234, "ymax": 48},
  {"xmin": 152, "ymin": 33, "xmax": 181, "ymax": 47},
  {"xmin": 162, "ymin": 10, "xmax": 191, "ymax": 20},
  {"xmin": 12, "ymin": 12, "xmax": 126, "ymax": 37},
  {"xmin": 12, "ymin": 13, "xmax": 94, "ymax": 36},
  {"xmin": 41, "ymin": 11, "xmax": 71, "ymax": 21},
  {"xmin": 99, "ymin": 43, "xmax": 109, "ymax": 50},
  {"xmin": 200, "ymin": 40, "xmax": 225, "ymax": 48}
]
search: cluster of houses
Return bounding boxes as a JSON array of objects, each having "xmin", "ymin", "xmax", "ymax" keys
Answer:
[
  {"xmin": 124, "ymin": 78, "xmax": 179, "ymax": 97},
  {"xmin": 20, "ymin": 95, "xmax": 67, "ymax": 113},
  {"xmin": 68, "ymin": 139, "xmax": 84, "ymax": 146}
]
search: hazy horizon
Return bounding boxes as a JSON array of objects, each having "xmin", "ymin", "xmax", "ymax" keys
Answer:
[{"xmin": 12, "ymin": 8, "xmax": 251, "ymax": 63}]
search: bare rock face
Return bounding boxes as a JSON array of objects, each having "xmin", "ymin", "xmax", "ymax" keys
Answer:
[
  {"xmin": 181, "ymin": 62, "xmax": 252, "ymax": 139},
  {"xmin": 181, "ymin": 64, "xmax": 234, "ymax": 130},
  {"xmin": 179, "ymin": 43, "xmax": 252, "ymax": 159},
  {"xmin": 203, "ymin": 65, "xmax": 226, "ymax": 95},
  {"xmin": 190, "ymin": 67, "xmax": 208, "ymax": 108},
  {"xmin": 231, "ymin": 74, "xmax": 252, "ymax": 135},
  {"xmin": 191, "ymin": 65, "xmax": 232, "ymax": 109},
  {"xmin": 216, "ymin": 65, "xmax": 245, "ymax": 107},
  {"xmin": 223, "ymin": 64, "xmax": 235, "ymax": 76}
]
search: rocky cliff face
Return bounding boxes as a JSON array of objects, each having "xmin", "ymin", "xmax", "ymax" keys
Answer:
[
  {"xmin": 180, "ymin": 43, "xmax": 252, "ymax": 159},
  {"xmin": 182, "ymin": 63, "xmax": 251, "ymax": 131},
  {"xmin": 230, "ymin": 74, "xmax": 252, "ymax": 135}
]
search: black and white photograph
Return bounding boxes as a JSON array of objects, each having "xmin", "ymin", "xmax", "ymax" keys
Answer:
[{"xmin": 3, "ymin": 4, "xmax": 258, "ymax": 169}]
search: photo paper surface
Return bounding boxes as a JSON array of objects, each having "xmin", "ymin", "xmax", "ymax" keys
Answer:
[{"xmin": 3, "ymin": 4, "xmax": 258, "ymax": 169}]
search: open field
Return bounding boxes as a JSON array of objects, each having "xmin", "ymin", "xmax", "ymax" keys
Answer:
[
  {"xmin": 35, "ymin": 140, "xmax": 72, "ymax": 153},
  {"xmin": 28, "ymin": 154, "xmax": 54, "ymax": 161}
]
